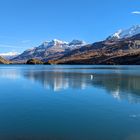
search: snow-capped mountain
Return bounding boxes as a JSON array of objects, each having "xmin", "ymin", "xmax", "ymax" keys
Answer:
[
  {"xmin": 107, "ymin": 25, "xmax": 140, "ymax": 40},
  {"xmin": 0, "ymin": 52, "xmax": 20, "ymax": 60},
  {"xmin": 12, "ymin": 39, "xmax": 86, "ymax": 62}
]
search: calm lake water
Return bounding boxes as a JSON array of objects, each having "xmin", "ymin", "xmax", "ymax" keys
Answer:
[{"xmin": 0, "ymin": 65, "xmax": 140, "ymax": 140}]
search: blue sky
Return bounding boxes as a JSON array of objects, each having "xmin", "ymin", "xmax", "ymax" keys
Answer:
[{"xmin": 0, "ymin": 0, "xmax": 140, "ymax": 54}]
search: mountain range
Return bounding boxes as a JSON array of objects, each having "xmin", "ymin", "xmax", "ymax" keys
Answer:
[
  {"xmin": 1, "ymin": 25, "xmax": 140, "ymax": 65},
  {"xmin": 52, "ymin": 25, "xmax": 140, "ymax": 65},
  {"xmin": 12, "ymin": 39, "xmax": 86, "ymax": 63}
]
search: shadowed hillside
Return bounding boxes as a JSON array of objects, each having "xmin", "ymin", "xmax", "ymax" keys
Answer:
[{"xmin": 0, "ymin": 56, "xmax": 10, "ymax": 64}]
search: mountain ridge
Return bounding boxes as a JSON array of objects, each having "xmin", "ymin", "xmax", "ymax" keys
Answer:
[
  {"xmin": 51, "ymin": 25, "xmax": 140, "ymax": 64},
  {"xmin": 9, "ymin": 25, "xmax": 140, "ymax": 65}
]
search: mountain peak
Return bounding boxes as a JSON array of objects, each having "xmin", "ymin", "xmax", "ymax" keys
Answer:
[
  {"xmin": 41, "ymin": 39, "xmax": 68, "ymax": 47},
  {"xmin": 108, "ymin": 25, "xmax": 140, "ymax": 40},
  {"xmin": 69, "ymin": 40, "xmax": 86, "ymax": 46},
  {"xmin": 52, "ymin": 39, "xmax": 68, "ymax": 44}
]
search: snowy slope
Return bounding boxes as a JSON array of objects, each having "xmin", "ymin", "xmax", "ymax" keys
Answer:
[{"xmin": 108, "ymin": 25, "xmax": 140, "ymax": 40}]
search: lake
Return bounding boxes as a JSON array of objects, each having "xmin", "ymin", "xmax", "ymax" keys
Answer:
[{"xmin": 0, "ymin": 65, "xmax": 140, "ymax": 140}]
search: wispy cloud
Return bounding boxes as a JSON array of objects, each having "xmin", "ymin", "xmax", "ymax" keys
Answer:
[
  {"xmin": 21, "ymin": 40, "xmax": 31, "ymax": 43},
  {"xmin": 132, "ymin": 11, "xmax": 140, "ymax": 15},
  {"xmin": 0, "ymin": 44, "xmax": 19, "ymax": 49}
]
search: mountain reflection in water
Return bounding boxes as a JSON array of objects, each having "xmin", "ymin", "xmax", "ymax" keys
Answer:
[
  {"xmin": 23, "ymin": 69, "xmax": 140, "ymax": 103},
  {"xmin": 0, "ymin": 65, "xmax": 140, "ymax": 103}
]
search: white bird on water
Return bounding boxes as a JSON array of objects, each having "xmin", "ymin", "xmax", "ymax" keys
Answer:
[{"xmin": 90, "ymin": 75, "xmax": 94, "ymax": 80}]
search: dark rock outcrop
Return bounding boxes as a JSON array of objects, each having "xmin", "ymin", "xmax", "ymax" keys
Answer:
[{"xmin": 26, "ymin": 59, "xmax": 44, "ymax": 64}]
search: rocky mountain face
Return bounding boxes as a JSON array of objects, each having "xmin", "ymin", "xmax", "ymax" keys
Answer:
[
  {"xmin": 12, "ymin": 39, "xmax": 86, "ymax": 62},
  {"xmin": 52, "ymin": 26, "xmax": 140, "ymax": 65}
]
